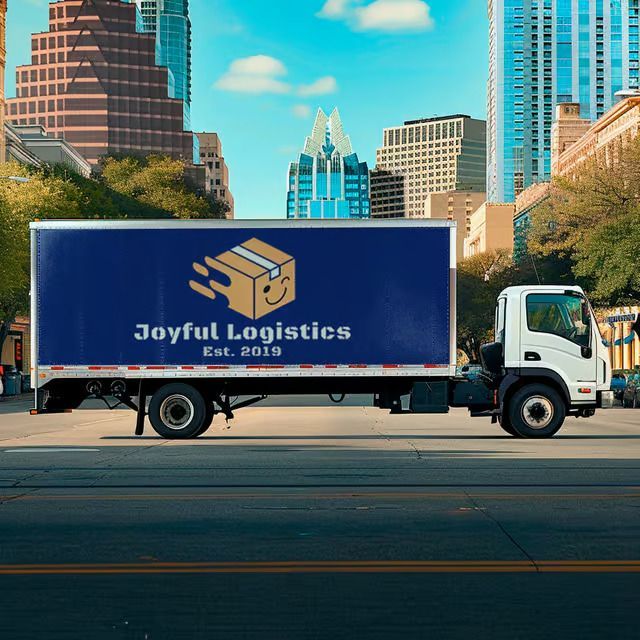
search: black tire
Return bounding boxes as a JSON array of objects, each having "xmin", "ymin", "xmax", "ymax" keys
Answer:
[
  {"xmin": 507, "ymin": 384, "xmax": 566, "ymax": 439},
  {"xmin": 498, "ymin": 414, "xmax": 520, "ymax": 437},
  {"xmin": 148, "ymin": 383, "xmax": 207, "ymax": 440},
  {"xmin": 196, "ymin": 402, "xmax": 216, "ymax": 436}
]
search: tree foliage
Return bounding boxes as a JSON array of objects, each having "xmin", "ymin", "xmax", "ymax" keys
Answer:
[
  {"xmin": 527, "ymin": 136, "xmax": 640, "ymax": 304},
  {"xmin": 0, "ymin": 162, "xmax": 84, "ymax": 351},
  {"xmin": 457, "ymin": 250, "xmax": 513, "ymax": 362},
  {"xmin": 101, "ymin": 155, "xmax": 228, "ymax": 220}
]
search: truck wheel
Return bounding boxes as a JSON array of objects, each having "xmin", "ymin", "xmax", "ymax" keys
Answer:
[
  {"xmin": 498, "ymin": 415, "xmax": 520, "ymax": 437},
  {"xmin": 149, "ymin": 384, "xmax": 207, "ymax": 440},
  {"xmin": 508, "ymin": 384, "xmax": 566, "ymax": 439},
  {"xmin": 196, "ymin": 403, "xmax": 216, "ymax": 436}
]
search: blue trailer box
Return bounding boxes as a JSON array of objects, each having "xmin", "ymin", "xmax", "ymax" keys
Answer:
[{"xmin": 32, "ymin": 220, "xmax": 456, "ymax": 382}]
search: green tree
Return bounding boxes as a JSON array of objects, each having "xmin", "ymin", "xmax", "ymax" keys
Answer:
[
  {"xmin": 527, "ymin": 136, "xmax": 640, "ymax": 304},
  {"xmin": 457, "ymin": 250, "xmax": 513, "ymax": 362},
  {"xmin": 0, "ymin": 163, "xmax": 83, "ymax": 354},
  {"xmin": 101, "ymin": 155, "xmax": 227, "ymax": 219}
]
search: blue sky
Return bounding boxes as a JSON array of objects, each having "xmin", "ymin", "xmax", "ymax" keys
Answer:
[{"xmin": 6, "ymin": 0, "xmax": 488, "ymax": 219}]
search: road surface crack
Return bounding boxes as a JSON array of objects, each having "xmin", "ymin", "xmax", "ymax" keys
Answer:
[
  {"xmin": 88, "ymin": 440, "xmax": 170, "ymax": 487},
  {"xmin": 0, "ymin": 488, "xmax": 39, "ymax": 506},
  {"xmin": 408, "ymin": 442, "xmax": 423, "ymax": 459},
  {"xmin": 464, "ymin": 491, "xmax": 539, "ymax": 572}
]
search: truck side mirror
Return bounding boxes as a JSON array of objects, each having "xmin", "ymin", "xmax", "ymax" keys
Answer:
[{"xmin": 581, "ymin": 346, "xmax": 593, "ymax": 359}]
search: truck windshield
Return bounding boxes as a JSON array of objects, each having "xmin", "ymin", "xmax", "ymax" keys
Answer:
[{"xmin": 526, "ymin": 293, "xmax": 591, "ymax": 348}]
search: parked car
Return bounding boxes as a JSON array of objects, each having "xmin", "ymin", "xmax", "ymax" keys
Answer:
[
  {"xmin": 622, "ymin": 378, "xmax": 640, "ymax": 408},
  {"xmin": 611, "ymin": 373, "xmax": 627, "ymax": 400}
]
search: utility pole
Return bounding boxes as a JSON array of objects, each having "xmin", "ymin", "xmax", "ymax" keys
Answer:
[{"xmin": 0, "ymin": 0, "xmax": 6, "ymax": 163}]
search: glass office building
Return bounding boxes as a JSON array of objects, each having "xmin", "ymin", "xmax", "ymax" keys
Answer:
[
  {"xmin": 287, "ymin": 108, "xmax": 370, "ymax": 219},
  {"xmin": 488, "ymin": 0, "xmax": 640, "ymax": 203},
  {"xmin": 126, "ymin": 0, "xmax": 192, "ymax": 131}
]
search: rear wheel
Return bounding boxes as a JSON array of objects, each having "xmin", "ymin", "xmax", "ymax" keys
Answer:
[
  {"xmin": 148, "ymin": 383, "xmax": 207, "ymax": 440},
  {"xmin": 196, "ymin": 402, "xmax": 216, "ymax": 436},
  {"xmin": 507, "ymin": 384, "xmax": 566, "ymax": 439}
]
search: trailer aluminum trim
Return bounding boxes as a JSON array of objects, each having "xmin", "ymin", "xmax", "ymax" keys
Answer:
[
  {"xmin": 30, "ymin": 219, "xmax": 457, "ymax": 231},
  {"xmin": 37, "ymin": 365, "xmax": 457, "ymax": 384},
  {"xmin": 30, "ymin": 226, "xmax": 39, "ymax": 400}
]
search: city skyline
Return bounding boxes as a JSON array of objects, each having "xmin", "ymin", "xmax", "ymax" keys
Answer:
[{"xmin": 5, "ymin": 0, "xmax": 488, "ymax": 218}]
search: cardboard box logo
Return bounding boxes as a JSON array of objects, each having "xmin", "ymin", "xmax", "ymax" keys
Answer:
[{"xmin": 189, "ymin": 238, "xmax": 296, "ymax": 320}]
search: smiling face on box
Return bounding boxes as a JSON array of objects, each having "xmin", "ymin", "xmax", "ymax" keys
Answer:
[{"xmin": 190, "ymin": 238, "xmax": 297, "ymax": 320}]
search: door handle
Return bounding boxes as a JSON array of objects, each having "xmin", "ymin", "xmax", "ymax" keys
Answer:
[{"xmin": 524, "ymin": 351, "xmax": 541, "ymax": 361}]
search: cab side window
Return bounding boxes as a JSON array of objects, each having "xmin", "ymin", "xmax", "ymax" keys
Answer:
[{"xmin": 526, "ymin": 294, "xmax": 591, "ymax": 348}]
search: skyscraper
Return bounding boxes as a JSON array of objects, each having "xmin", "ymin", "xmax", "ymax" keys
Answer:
[
  {"xmin": 375, "ymin": 114, "xmax": 486, "ymax": 218},
  {"xmin": 287, "ymin": 108, "xmax": 370, "ymax": 219},
  {"xmin": 196, "ymin": 132, "xmax": 235, "ymax": 219},
  {"xmin": 125, "ymin": 0, "xmax": 192, "ymax": 130},
  {"xmin": 7, "ymin": 0, "xmax": 194, "ymax": 166},
  {"xmin": 369, "ymin": 169, "xmax": 405, "ymax": 218},
  {"xmin": 488, "ymin": 0, "xmax": 640, "ymax": 203}
]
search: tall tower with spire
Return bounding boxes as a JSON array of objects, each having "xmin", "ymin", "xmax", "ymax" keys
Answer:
[{"xmin": 287, "ymin": 108, "xmax": 370, "ymax": 219}]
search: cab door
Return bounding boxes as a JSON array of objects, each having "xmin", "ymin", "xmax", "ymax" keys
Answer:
[{"xmin": 520, "ymin": 290, "xmax": 598, "ymax": 405}]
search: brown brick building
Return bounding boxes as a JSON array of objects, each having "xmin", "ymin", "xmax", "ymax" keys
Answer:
[{"xmin": 7, "ymin": 0, "xmax": 194, "ymax": 166}]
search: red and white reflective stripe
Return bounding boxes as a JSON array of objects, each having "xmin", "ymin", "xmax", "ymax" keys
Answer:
[{"xmin": 41, "ymin": 364, "xmax": 450, "ymax": 371}]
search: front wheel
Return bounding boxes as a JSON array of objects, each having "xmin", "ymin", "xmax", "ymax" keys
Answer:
[
  {"xmin": 498, "ymin": 414, "xmax": 520, "ymax": 437},
  {"xmin": 507, "ymin": 384, "xmax": 566, "ymax": 439},
  {"xmin": 148, "ymin": 383, "xmax": 207, "ymax": 440}
]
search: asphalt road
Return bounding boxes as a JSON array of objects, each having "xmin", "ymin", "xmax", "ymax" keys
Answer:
[{"xmin": 0, "ymin": 395, "xmax": 639, "ymax": 639}]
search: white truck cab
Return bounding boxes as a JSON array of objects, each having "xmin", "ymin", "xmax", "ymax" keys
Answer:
[{"xmin": 481, "ymin": 285, "xmax": 613, "ymax": 438}]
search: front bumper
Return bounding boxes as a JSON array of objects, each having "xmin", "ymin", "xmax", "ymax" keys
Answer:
[{"xmin": 597, "ymin": 390, "xmax": 614, "ymax": 409}]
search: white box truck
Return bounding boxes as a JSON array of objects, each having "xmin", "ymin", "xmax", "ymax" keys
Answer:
[{"xmin": 30, "ymin": 219, "xmax": 614, "ymax": 439}]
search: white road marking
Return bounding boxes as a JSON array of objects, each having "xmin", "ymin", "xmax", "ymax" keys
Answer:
[
  {"xmin": 75, "ymin": 418, "xmax": 122, "ymax": 427},
  {"xmin": 3, "ymin": 449, "xmax": 100, "ymax": 453}
]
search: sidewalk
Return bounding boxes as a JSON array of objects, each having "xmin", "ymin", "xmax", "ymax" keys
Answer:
[{"xmin": 0, "ymin": 393, "xmax": 33, "ymax": 405}]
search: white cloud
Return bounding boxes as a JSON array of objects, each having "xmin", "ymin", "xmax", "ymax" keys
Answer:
[
  {"xmin": 297, "ymin": 76, "xmax": 338, "ymax": 97},
  {"xmin": 215, "ymin": 55, "xmax": 291, "ymax": 94},
  {"xmin": 292, "ymin": 105, "xmax": 312, "ymax": 119},
  {"xmin": 355, "ymin": 0, "xmax": 434, "ymax": 31},
  {"xmin": 318, "ymin": 0, "xmax": 434, "ymax": 33},
  {"xmin": 317, "ymin": 0, "xmax": 352, "ymax": 18}
]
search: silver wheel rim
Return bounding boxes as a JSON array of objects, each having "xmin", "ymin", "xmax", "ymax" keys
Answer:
[
  {"xmin": 159, "ymin": 395, "xmax": 195, "ymax": 431},
  {"xmin": 521, "ymin": 396, "xmax": 554, "ymax": 430}
]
